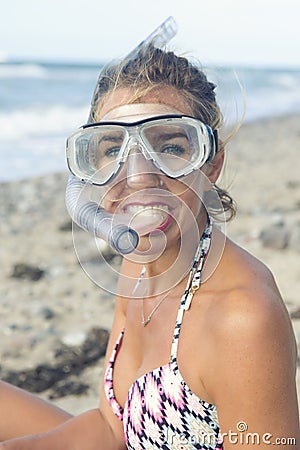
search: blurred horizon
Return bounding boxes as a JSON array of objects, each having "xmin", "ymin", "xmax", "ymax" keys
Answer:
[{"xmin": 2, "ymin": 56, "xmax": 300, "ymax": 72}]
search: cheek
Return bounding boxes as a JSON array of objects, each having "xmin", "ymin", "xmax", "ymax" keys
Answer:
[
  {"xmin": 100, "ymin": 180, "xmax": 127, "ymax": 212},
  {"xmin": 166, "ymin": 171, "xmax": 207, "ymax": 205},
  {"xmin": 163, "ymin": 175, "xmax": 204, "ymax": 227},
  {"xmin": 180, "ymin": 190, "xmax": 202, "ymax": 218}
]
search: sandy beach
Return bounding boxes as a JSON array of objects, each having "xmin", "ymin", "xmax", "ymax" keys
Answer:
[{"xmin": 0, "ymin": 112, "xmax": 299, "ymax": 415}]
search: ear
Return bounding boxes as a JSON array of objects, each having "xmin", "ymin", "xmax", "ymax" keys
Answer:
[{"xmin": 204, "ymin": 142, "xmax": 225, "ymax": 184}]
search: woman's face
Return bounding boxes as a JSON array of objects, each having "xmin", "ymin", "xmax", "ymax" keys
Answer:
[{"xmin": 95, "ymin": 86, "xmax": 214, "ymax": 254}]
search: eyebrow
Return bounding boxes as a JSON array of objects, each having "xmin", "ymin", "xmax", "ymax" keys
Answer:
[
  {"xmin": 99, "ymin": 134, "xmax": 123, "ymax": 144},
  {"xmin": 97, "ymin": 130, "xmax": 189, "ymax": 144},
  {"xmin": 153, "ymin": 132, "xmax": 188, "ymax": 141}
]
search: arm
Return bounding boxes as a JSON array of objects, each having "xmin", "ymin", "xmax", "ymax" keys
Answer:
[
  {"xmin": 0, "ymin": 381, "xmax": 72, "ymax": 440},
  {"xmin": 208, "ymin": 283, "xmax": 299, "ymax": 449},
  {"xmin": 0, "ymin": 409, "xmax": 121, "ymax": 450},
  {"xmin": 0, "ymin": 295, "xmax": 128, "ymax": 450}
]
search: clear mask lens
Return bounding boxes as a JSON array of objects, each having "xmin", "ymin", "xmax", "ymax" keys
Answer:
[
  {"xmin": 66, "ymin": 116, "xmax": 215, "ymax": 185},
  {"xmin": 141, "ymin": 121, "xmax": 202, "ymax": 176},
  {"xmin": 73, "ymin": 126, "xmax": 127, "ymax": 185}
]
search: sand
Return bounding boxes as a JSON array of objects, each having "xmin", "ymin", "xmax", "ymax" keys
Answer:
[{"xmin": 0, "ymin": 113, "xmax": 299, "ymax": 415}]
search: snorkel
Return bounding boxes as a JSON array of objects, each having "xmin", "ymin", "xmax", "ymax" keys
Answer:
[{"xmin": 65, "ymin": 17, "xmax": 177, "ymax": 255}]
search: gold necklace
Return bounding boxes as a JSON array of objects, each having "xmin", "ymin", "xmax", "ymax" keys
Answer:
[{"xmin": 141, "ymin": 291, "xmax": 170, "ymax": 327}]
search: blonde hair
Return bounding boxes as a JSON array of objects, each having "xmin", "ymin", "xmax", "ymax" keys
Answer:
[{"xmin": 89, "ymin": 45, "xmax": 236, "ymax": 220}]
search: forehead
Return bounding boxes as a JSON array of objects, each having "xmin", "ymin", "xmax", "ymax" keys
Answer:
[
  {"xmin": 101, "ymin": 103, "xmax": 183, "ymax": 123},
  {"xmin": 97, "ymin": 86, "xmax": 193, "ymax": 122}
]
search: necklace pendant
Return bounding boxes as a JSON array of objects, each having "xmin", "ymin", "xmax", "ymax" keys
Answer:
[{"xmin": 142, "ymin": 316, "xmax": 151, "ymax": 327}]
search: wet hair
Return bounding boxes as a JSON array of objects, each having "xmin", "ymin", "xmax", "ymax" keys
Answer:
[{"xmin": 89, "ymin": 45, "xmax": 236, "ymax": 221}]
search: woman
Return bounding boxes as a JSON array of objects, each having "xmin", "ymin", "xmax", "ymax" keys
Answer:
[{"xmin": 0, "ymin": 43, "xmax": 299, "ymax": 449}]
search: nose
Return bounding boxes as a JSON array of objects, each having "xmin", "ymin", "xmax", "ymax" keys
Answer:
[{"xmin": 126, "ymin": 145, "xmax": 161, "ymax": 189}]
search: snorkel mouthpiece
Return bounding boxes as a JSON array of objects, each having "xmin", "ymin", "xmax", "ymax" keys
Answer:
[{"xmin": 108, "ymin": 223, "xmax": 139, "ymax": 254}]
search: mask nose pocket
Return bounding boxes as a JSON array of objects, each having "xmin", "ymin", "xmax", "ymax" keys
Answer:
[{"xmin": 126, "ymin": 137, "xmax": 160, "ymax": 181}]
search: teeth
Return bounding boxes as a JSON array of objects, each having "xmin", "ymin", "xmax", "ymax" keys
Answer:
[
  {"xmin": 126, "ymin": 204, "xmax": 170, "ymax": 234},
  {"xmin": 126, "ymin": 204, "xmax": 170, "ymax": 215}
]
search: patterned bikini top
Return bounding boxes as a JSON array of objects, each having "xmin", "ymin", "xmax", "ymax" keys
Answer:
[{"xmin": 104, "ymin": 218, "xmax": 224, "ymax": 449}]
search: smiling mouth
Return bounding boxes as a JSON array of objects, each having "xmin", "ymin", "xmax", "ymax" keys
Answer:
[{"xmin": 123, "ymin": 203, "xmax": 172, "ymax": 234}]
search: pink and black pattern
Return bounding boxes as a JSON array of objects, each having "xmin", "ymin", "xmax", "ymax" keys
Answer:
[
  {"xmin": 104, "ymin": 329, "xmax": 125, "ymax": 421},
  {"xmin": 105, "ymin": 218, "xmax": 223, "ymax": 449}
]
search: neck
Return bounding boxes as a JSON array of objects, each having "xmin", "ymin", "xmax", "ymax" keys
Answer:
[{"xmin": 132, "ymin": 212, "xmax": 209, "ymax": 297}]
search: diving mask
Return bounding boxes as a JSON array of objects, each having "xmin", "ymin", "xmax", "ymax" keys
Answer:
[{"xmin": 66, "ymin": 114, "xmax": 218, "ymax": 186}]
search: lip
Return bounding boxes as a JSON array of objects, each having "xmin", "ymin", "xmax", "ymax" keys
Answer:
[{"xmin": 152, "ymin": 213, "xmax": 173, "ymax": 233}]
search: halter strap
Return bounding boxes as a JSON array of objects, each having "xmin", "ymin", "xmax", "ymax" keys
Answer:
[{"xmin": 170, "ymin": 217, "xmax": 213, "ymax": 363}]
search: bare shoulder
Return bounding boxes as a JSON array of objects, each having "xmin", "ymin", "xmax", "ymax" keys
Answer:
[
  {"xmin": 209, "ymin": 236, "xmax": 296, "ymax": 350},
  {"xmin": 200, "ymin": 232, "xmax": 298, "ymax": 395},
  {"xmin": 202, "ymin": 237, "xmax": 299, "ymax": 439}
]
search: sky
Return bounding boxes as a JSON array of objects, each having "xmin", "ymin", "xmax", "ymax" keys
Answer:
[{"xmin": 1, "ymin": 0, "xmax": 300, "ymax": 68}]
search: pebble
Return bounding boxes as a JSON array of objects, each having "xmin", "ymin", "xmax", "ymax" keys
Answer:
[
  {"xmin": 61, "ymin": 332, "xmax": 87, "ymax": 347},
  {"xmin": 48, "ymin": 378, "xmax": 90, "ymax": 399},
  {"xmin": 291, "ymin": 307, "xmax": 300, "ymax": 320},
  {"xmin": 259, "ymin": 223, "xmax": 290, "ymax": 250},
  {"xmin": 11, "ymin": 263, "xmax": 45, "ymax": 281},
  {"xmin": 58, "ymin": 220, "xmax": 73, "ymax": 232},
  {"xmin": 37, "ymin": 307, "xmax": 56, "ymax": 320},
  {"xmin": 289, "ymin": 224, "xmax": 300, "ymax": 252}
]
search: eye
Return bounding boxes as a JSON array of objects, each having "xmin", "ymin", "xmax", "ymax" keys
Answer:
[
  {"xmin": 160, "ymin": 144, "xmax": 186, "ymax": 156},
  {"xmin": 97, "ymin": 130, "xmax": 124, "ymax": 159},
  {"xmin": 104, "ymin": 146, "xmax": 121, "ymax": 158}
]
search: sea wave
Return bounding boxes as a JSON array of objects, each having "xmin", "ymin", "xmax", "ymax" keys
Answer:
[
  {"xmin": 210, "ymin": 66, "xmax": 300, "ymax": 122},
  {"xmin": 0, "ymin": 61, "xmax": 100, "ymax": 81},
  {"xmin": 0, "ymin": 105, "xmax": 89, "ymax": 140},
  {"xmin": 0, "ymin": 63, "xmax": 49, "ymax": 79},
  {"xmin": 0, "ymin": 104, "xmax": 91, "ymax": 181}
]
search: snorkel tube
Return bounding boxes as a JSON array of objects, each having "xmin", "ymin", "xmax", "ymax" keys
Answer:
[
  {"xmin": 65, "ymin": 174, "xmax": 139, "ymax": 254},
  {"xmin": 65, "ymin": 17, "xmax": 177, "ymax": 255}
]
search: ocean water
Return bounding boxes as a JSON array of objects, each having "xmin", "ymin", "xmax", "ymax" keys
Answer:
[{"xmin": 1, "ymin": 60, "xmax": 300, "ymax": 182}]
